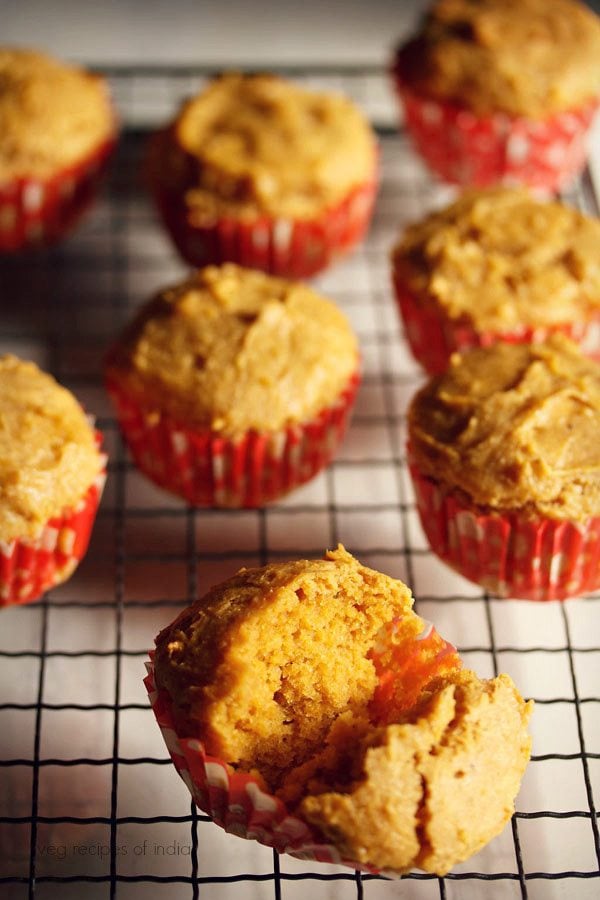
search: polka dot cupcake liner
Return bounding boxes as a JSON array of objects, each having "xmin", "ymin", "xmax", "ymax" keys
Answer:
[
  {"xmin": 392, "ymin": 79, "xmax": 599, "ymax": 191},
  {"xmin": 408, "ymin": 453, "xmax": 600, "ymax": 601},
  {"xmin": 0, "ymin": 136, "xmax": 117, "ymax": 252},
  {"xmin": 0, "ymin": 436, "xmax": 107, "ymax": 607},
  {"xmin": 149, "ymin": 131, "xmax": 378, "ymax": 278},
  {"xmin": 144, "ymin": 615, "xmax": 460, "ymax": 874},
  {"xmin": 106, "ymin": 372, "xmax": 360, "ymax": 508},
  {"xmin": 393, "ymin": 272, "xmax": 600, "ymax": 375}
]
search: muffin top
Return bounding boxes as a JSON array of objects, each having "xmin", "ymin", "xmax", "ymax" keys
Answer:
[
  {"xmin": 160, "ymin": 72, "xmax": 377, "ymax": 220},
  {"xmin": 396, "ymin": 0, "xmax": 600, "ymax": 117},
  {"xmin": 408, "ymin": 336, "xmax": 600, "ymax": 520},
  {"xmin": 0, "ymin": 47, "xmax": 115, "ymax": 182},
  {"xmin": 392, "ymin": 187, "xmax": 600, "ymax": 332},
  {"xmin": 153, "ymin": 546, "xmax": 532, "ymax": 874},
  {"xmin": 0, "ymin": 356, "xmax": 104, "ymax": 542},
  {"xmin": 106, "ymin": 264, "xmax": 359, "ymax": 438}
]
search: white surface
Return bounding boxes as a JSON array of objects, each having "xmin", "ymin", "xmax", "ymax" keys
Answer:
[{"xmin": 2, "ymin": 0, "xmax": 421, "ymax": 66}]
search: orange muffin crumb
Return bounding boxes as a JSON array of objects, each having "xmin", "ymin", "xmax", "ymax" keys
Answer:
[{"xmin": 155, "ymin": 546, "xmax": 414, "ymax": 786}]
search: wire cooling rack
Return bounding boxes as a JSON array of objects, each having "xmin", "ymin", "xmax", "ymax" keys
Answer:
[{"xmin": 0, "ymin": 65, "xmax": 599, "ymax": 900}]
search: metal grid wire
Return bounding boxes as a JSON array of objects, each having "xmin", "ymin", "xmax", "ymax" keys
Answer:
[{"xmin": 0, "ymin": 66, "xmax": 599, "ymax": 900}]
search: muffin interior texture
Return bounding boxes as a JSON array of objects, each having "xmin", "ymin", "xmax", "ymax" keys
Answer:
[
  {"xmin": 160, "ymin": 72, "xmax": 377, "ymax": 220},
  {"xmin": 154, "ymin": 547, "xmax": 415, "ymax": 786},
  {"xmin": 393, "ymin": 187, "xmax": 600, "ymax": 332},
  {"xmin": 106, "ymin": 263, "xmax": 358, "ymax": 437},
  {"xmin": 396, "ymin": 0, "xmax": 600, "ymax": 117},
  {"xmin": 0, "ymin": 355, "xmax": 103, "ymax": 542},
  {"xmin": 0, "ymin": 47, "xmax": 115, "ymax": 181},
  {"xmin": 408, "ymin": 335, "xmax": 600, "ymax": 520},
  {"xmin": 154, "ymin": 547, "xmax": 532, "ymax": 874}
]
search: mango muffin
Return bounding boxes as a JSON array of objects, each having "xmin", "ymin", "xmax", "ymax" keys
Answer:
[
  {"xmin": 392, "ymin": 187, "xmax": 600, "ymax": 374},
  {"xmin": 408, "ymin": 336, "xmax": 600, "ymax": 600},
  {"xmin": 147, "ymin": 72, "xmax": 378, "ymax": 277},
  {"xmin": 105, "ymin": 263, "xmax": 360, "ymax": 507},
  {"xmin": 0, "ymin": 48, "xmax": 117, "ymax": 250},
  {"xmin": 147, "ymin": 546, "xmax": 532, "ymax": 875},
  {"xmin": 0, "ymin": 356, "xmax": 106, "ymax": 605},
  {"xmin": 392, "ymin": 0, "xmax": 600, "ymax": 189}
]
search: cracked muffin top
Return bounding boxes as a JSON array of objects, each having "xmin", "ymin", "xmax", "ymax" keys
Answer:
[
  {"xmin": 395, "ymin": 0, "xmax": 600, "ymax": 118},
  {"xmin": 0, "ymin": 356, "xmax": 104, "ymax": 542},
  {"xmin": 408, "ymin": 336, "xmax": 600, "ymax": 521},
  {"xmin": 0, "ymin": 47, "xmax": 115, "ymax": 182},
  {"xmin": 392, "ymin": 187, "xmax": 600, "ymax": 333},
  {"xmin": 154, "ymin": 546, "xmax": 532, "ymax": 874},
  {"xmin": 105, "ymin": 263, "xmax": 358, "ymax": 438},
  {"xmin": 151, "ymin": 71, "xmax": 377, "ymax": 220}
]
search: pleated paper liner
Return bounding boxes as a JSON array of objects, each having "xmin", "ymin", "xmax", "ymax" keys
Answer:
[
  {"xmin": 106, "ymin": 371, "xmax": 360, "ymax": 508},
  {"xmin": 408, "ymin": 453, "xmax": 600, "ymax": 601},
  {"xmin": 144, "ymin": 614, "xmax": 460, "ymax": 874},
  {"xmin": 392, "ymin": 76, "xmax": 599, "ymax": 192},
  {"xmin": 148, "ymin": 129, "xmax": 378, "ymax": 278},
  {"xmin": 0, "ymin": 435, "xmax": 107, "ymax": 607},
  {"xmin": 153, "ymin": 181, "xmax": 377, "ymax": 279},
  {"xmin": 0, "ymin": 136, "xmax": 117, "ymax": 252},
  {"xmin": 393, "ymin": 272, "xmax": 600, "ymax": 376}
]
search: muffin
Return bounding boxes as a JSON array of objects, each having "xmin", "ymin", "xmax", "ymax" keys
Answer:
[
  {"xmin": 0, "ymin": 356, "xmax": 106, "ymax": 606},
  {"xmin": 0, "ymin": 48, "xmax": 117, "ymax": 251},
  {"xmin": 408, "ymin": 336, "xmax": 600, "ymax": 601},
  {"xmin": 392, "ymin": 0, "xmax": 600, "ymax": 190},
  {"xmin": 146, "ymin": 546, "xmax": 532, "ymax": 875},
  {"xmin": 392, "ymin": 187, "xmax": 600, "ymax": 374},
  {"xmin": 147, "ymin": 72, "xmax": 378, "ymax": 277},
  {"xmin": 105, "ymin": 264, "xmax": 360, "ymax": 507}
]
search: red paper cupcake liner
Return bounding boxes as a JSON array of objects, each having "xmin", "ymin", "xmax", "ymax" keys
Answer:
[
  {"xmin": 392, "ymin": 77, "xmax": 599, "ymax": 191},
  {"xmin": 0, "ymin": 436, "xmax": 107, "ymax": 607},
  {"xmin": 148, "ymin": 130, "xmax": 378, "ymax": 278},
  {"xmin": 0, "ymin": 136, "xmax": 117, "ymax": 252},
  {"xmin": 408, "ymin": 454, "xmax": 600, "ymax": 601},
  {"xmin": 153, "ymin": 180, "xmax": 377, "ymax": 279},
  {"xmin": 393, "ymin": 272, "xmax": 600, "ymax": 375},
  {"xmin": 144, "ymin": 614, "xmax": 459, "ymax": 874},
  {"xmin": 106, "ymin": 372, "xmax": 360, "ymax": 508}
]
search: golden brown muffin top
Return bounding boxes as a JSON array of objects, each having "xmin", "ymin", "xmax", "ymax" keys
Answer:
[
  {"xmin": 153, "ymin": 546, "xmax": 532, "ymax": 874},
  {"xmin": 162, "ymin": 72, "xmax": 377, "ymax": 220},
  {"xmin": 396, "ymin": 0, "xmax": 600, "ymax": 117},
  {"xmin": 0, "ymin": 356, "xmax": 104, "ymax": 542},
  {"xmin": 408, "ymin": 336, "xmax": 600, "ymax": 520},
  {"xmin": 0, "ymin": 47, "xmax": 115, "ymax": 182},
  {"xmin": 106, "ymin": 264, "xmax": 359, "ymax": 438},
  {"xmin": 392, "ymin": 187, "xmax": 600, "ymax": 333}
]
